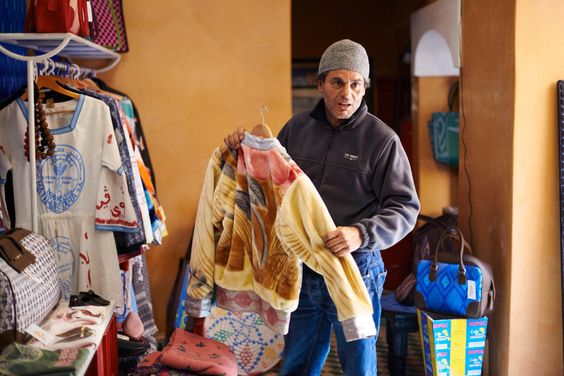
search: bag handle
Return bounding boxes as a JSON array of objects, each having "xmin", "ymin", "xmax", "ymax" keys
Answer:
[
  {"xmin": 4, "ymin": 228, "xmax": 32, "ymax": 243},
  {"xmin": 88, "ymin": 0, "xmax": 99, "ymax": 39},
  {"xmin": 418, "ymin": 213, "xmax": 452, "ymax": 228},
  {"xmin": 78, "ymin": 0, "xmax": 90, "ymax": 37},
  {"xmin": 430, "ymin": 226, "xmax": 469, "ymax": 285},
  {"xmin": 24, "ymin": 0, "xmax": 37, "ymax": 33},
  {"xmin": 0, "ymin": 229, "xmax": 35, "ymax": 273}
]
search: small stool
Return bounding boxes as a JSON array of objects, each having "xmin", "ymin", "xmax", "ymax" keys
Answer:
[{"xmin": 381, "ymin": 293, "xmax": 419, "ymax": 376}]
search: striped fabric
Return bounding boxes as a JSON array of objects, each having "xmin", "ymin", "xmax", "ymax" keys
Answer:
[{"xmin": 132, "ymin": 254, "xmax": 158, "ymax": 349}]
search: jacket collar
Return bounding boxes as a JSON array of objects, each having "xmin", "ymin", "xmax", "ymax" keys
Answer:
[{"xmin": 310, "ymin": 99, "xmax": 368, "ymax": 130}]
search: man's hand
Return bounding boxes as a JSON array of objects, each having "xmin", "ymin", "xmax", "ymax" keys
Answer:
[
  {"xmin": 224, "ymin": 127, "xmax": 246, "ymax": 150},
  {"xmin": 323, "ymin": 226, "xmax": 363, "ymax": 257}
]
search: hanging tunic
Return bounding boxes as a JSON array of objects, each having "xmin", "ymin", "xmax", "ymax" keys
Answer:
[
  {"xmin": 0, "ymin": 95, "xmax": 137, "ymax": 306},
  {"xmin": 73, "ymin": 88, "xmax": 150, "ymax": 250}
]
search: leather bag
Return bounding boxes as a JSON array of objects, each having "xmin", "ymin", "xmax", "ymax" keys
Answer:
[
  {"xmin": 415, "ymin": 226, "xmax": 496, "ymax": 318},
  {"xmin": 0, "ymin": 229, "xmax": 61, "ymax": 350}
]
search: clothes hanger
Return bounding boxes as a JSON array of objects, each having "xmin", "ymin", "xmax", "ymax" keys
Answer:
[
  {"xmin": 250, "ymin": 105, "xmax": 273, "ymax": 138},
  {"xmin": 81, "ymin": 78, "xmax": 101, "ymax": 90},
  {"xmin": 54, "ymin": 64, "xmax": 94, "ymax": 91},
  {"xmin": 21, "ymin": 60, "xmax": 80, "ymax": 101},
  {"xmin": 35, "ymin": 75, "xmax": 80, "ymax": 99}
]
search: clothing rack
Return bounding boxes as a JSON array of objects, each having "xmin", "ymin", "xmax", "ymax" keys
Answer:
[
  {"xmin": 0, "ymin": 33, "xmax": 120, "ymax": 232},
  {"xmin": 35, "ymin": 59, "xmax": 96, "ymax": 80}
]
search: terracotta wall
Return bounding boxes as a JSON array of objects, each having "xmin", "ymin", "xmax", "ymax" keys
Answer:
[
  {"xmin": 510, "ymin": 1, "xmax": 564, "ymax": 373},
  {"xmin": 461, "ymin": 0, "xmax": 563, "ymax": 374},
  {"xmin": 460, "ymin": 2, "xmax": 514, "ymax": 373},
  {"xmin": 100, "ymin": 0, "xmax": 292, "ymax": 335}
]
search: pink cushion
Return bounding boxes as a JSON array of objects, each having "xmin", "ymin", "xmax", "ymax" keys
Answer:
[
  {"xmin": 140, "ymin": 329, "xmax": 237, "ymax": 376},
  {"xmin": 123, "ymin": 312, "xmax": 144, "ymax": 340}
]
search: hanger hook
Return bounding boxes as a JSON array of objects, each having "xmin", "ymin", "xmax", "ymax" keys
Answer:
[
  {"xmin": 39, "ymin": 59, "xmax": 47, "ymax": 76},
  {"xmin": 47, "ymin": 59, "xmax": 56, "ymax": 76},
  {"xmin": 260, "ymin": 105, "xmax": 269, "ymax": 124},
  {"xmin": 71, "ymin": 63, "xmax": 80, "ymax": 80}
]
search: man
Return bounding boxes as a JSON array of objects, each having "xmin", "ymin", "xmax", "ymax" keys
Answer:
[{"xmin": 225, "ymin": 39, "xmax": 420, "ymax": 376}]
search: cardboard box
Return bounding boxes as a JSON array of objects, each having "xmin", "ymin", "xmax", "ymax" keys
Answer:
[{"xmin": 418, "ymin": 309, "xmax": 488, "ymax": 376}]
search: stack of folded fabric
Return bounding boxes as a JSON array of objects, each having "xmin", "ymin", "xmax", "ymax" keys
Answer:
[
  {"xmin": 0, "ymin": 343, "xmax": 89, "ymax": 376},
  {"xmin": 129, "ymin": 329, "xmax": 237, "ymax": 376}
]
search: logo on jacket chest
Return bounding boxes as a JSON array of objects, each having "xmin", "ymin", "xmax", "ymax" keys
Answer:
[{"xmin": 343, "ymin": 153, "xmax": 359, "ymax": 161}]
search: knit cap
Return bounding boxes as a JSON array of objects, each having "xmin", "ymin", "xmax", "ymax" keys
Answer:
[{"xmin": 318, "ymin": 39, "xmax": 370, "ymax": 82}]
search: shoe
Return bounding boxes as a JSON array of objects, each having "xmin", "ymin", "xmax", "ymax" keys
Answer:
[{"xmin": 69, "ymin": 290, "xmax": 110, "ymax": 307}]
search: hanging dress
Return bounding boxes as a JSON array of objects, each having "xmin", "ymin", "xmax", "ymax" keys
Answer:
[{"xmin": 0, "ymin": 94, "xmax": 137, "ymax": 306}]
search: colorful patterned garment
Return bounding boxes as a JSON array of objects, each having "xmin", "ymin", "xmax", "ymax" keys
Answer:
[
  {"xmin": 132, "ymin": 253, "xmax": 158, "ymax": 349},
  {"xmin": 138, "ymin": 328, "xmax": 237, "ymax": 376},
  {"xmin": 186, "ymin": 134, "xmax": 376, "ymax": 342},
  {"xmin": 65, "ymin": 87, "xmax": 147, "ymax": 251},
  {"xmin": 0, "ymin": 343, "xmax": 88, "ymax": 375}
]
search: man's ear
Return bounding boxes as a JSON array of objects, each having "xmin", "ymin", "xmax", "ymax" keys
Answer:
[{"xmin": 317, "ymin": 80, "xmax": 324, "ymax": 93}]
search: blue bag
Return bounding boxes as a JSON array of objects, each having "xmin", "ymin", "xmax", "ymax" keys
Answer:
[{"xmin": 415, "ymin": 227, "xmax": 495, "ymax": 318}]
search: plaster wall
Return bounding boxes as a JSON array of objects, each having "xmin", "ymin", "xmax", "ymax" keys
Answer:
[{"xmin": 100, "ymin": 0, "xmax": 292, "ymax": 334}]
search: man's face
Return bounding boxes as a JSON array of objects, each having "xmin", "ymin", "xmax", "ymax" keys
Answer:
[{"xmin": 318, "ymin": 69, "xmax": 366, "ymax": 128}]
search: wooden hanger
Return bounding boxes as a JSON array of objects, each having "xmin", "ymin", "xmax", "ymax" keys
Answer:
[
  {"xmin": 36, "ymin": 75, "xmax": 80, "ymax": 99},
  {"xmin": 82, "ymin": 78, "xmax": 101, "ymax": 90},
  {"xmin": 250, "ymin": 105, "xmax": 273, "ymax": 138},
  {"xmin": 250, "ymin": 123, "xmax": 273, "ymax": 138},
  {"xmin": 54, "ymin": 76, "xmax": 90, "ymax": 91},
  {"xmin": 21, "ymin": 75, "xmax": 80, "ymax": 101}
]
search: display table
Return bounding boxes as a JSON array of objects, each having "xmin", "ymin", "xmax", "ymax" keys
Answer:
[
  {"xmin": 27, "ymin": 301, "xmax": 118, "ymax": 376},
  {"xmin": 84, "ymin": 307, "xmax": 118, "ymax": 376}
]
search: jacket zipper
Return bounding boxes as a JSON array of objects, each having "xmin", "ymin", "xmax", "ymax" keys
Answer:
[{"xmin": 319, "ymin": 129, "xmax": 335, "ymax": 186}]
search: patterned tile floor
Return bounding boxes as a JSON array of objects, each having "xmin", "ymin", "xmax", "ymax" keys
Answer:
[{"xmin": 263, "ymin": 316, "xmax": 424, "ymax": 375}]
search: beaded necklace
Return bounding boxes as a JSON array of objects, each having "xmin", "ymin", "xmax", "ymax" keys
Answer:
[{"xmin": 24, "ymin": 85, "xmax": 56, "ymax": 161}]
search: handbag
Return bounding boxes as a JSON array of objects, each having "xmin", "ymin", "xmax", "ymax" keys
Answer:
[
  {"xmin": 90, "ymin": 0, "xmax": 129, "ymax": 52},
  {"xmin": 415, "ymin": 226, "xmax": 496, "ymax": 318},
  {"xmin": 395, "ymin": 213, "xmax": 457, "ymax": 305},
  {"xmin": 24, "ymin": 0, "xmax": 91, "ymax": 37},
  {"xmin": 0, "ymin": 229, "xmax": 61, "ymax": 350}
]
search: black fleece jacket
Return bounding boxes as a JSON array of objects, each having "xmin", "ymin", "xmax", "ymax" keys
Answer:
[{"xmin": 277, "ymin": 99, "xmax": 420, "ymax": 252}]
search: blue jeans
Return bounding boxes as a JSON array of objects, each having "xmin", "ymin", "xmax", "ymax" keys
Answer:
[{"xmin": 279, "ymin": 251, "xmax": 387, "ymax": 376}]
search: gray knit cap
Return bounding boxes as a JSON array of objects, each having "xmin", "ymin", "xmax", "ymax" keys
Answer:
[{"xmin": 318, "ymin": 39, "xmax": 370, "ymax": 82}]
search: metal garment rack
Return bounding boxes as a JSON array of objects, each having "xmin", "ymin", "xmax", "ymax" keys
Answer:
[{"xmin": 0, "ymin": 33, "xmax": 121, "ymax": 232}]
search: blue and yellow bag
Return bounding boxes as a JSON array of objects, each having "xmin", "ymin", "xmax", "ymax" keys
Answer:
[{"xmin": 415, "ymin": 227, "xmax": 496, "ymax": 318}]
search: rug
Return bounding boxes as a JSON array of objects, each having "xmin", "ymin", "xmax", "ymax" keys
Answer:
[
  {"xmin": 263, "ymin": 316, "xmax": 424, "ymax": 375},
  {"xmin": 204, "ymin": 308, "xmax": 284, "ymax": 375}
]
